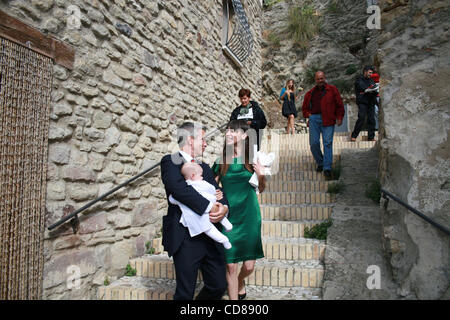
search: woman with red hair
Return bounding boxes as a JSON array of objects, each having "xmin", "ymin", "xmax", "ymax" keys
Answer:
[{"xmin": 230, "ymin": 88, "xmax": 267, "ymax": 150}]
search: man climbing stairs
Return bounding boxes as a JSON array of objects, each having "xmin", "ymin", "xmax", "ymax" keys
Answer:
[{"xmin": 98, "ymin": 131, "xmax": 376, "ymax": 300}]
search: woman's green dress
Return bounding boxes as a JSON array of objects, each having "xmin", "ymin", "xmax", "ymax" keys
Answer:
[{"xmin": 212, "ymin": 157, "xmax": 264, "ymax": 264}]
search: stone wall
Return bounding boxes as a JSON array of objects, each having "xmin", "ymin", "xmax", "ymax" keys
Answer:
[
  {"xmin": 377, "ymin": 0, "xmax": 450, "ymax": 299},
  {"xmin": 0, "ymin": 0, "xmax": 263, "ymax": 299}
]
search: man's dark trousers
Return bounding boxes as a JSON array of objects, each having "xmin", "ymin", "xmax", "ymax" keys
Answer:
[
  {"xmin": 172, "ymin": 233, "xmax": 227, "ymax": 300},
  {"xmin": 351, "ymin": 103, "xmax": 376, "ymax": 140},
  {"xmin": 160, "ymin": 153, "xmax": 228, "ymax": 300}
]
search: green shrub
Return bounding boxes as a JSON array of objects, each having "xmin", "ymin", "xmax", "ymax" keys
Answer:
[
  {"xmin": 331, "ymin": 164, "xmax": 341, "ymax": 180},
  {"xmin": 345, "ymin": 64, "xmax": 357, "ymax": 75},
  {"xmin": 304, "ymin": 62, "xmax": 323, "ymax": 85},
  {"xmin": 103, "ymin": 277, "xmax": 110, "ymax": 286},
  {"xmin": 304, "ymin": 219, "xmax": 333, "ymax": 240},
  {"xmin": 332, "ymin": 79, "xmax": 353, "ymax": 94},
  {"xmin": 327, "ymin": 181, "xmax": 345, "ymax": 194},
  {"xmin": 326, "ymin": 0, "xmax": 343, "ymax": 14},
  {"xmin": 145, "ymin": 241, "xmax": 156, "ymax": 255},
  {"xmin": 365, "ymin": 179, "xmax": 381, "ymax": 204},
  {"xmin": 284, "ymin": 2, "xmax": 321, "ymax": 49},
  {"xmin": 125, "ymin": 264, "xmax": 137, "ymax": 276},
  {"xmin": 267, "ymin": 31, "xmax": 281, "ymax": 47},
  {"xmin": 264, "ymin": 0, "xmax": 283, "ymax": 8}
]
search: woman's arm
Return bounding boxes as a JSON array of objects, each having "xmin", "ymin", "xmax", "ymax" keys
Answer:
[{"xmin": 257, "ymin": 175, "xmax": 266, "ymax": 193}]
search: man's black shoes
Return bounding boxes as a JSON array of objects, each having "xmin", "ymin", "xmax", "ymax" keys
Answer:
[
  {"xmin": 324, "ymin": 170, "xmax": 332, "ymax": 179},
  {"xmin": 316, "ymin": 165, "xmax": 323, "ymax": 172}
]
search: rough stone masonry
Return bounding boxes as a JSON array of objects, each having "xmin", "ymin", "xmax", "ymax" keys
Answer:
[
  {"xmin": 0, "ymin": 0, "xmax": 263, "ymax": 299},
  {"xmin": 376, "ymin": 0, "xmax": 450, "ymax": 300}
]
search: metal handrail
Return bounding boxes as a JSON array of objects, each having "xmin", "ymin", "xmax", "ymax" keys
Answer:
[
  {"xmin": 381, "ymin": 188, "xmax": 450, "ymax": 236},
  {"xmin": 47, "ymin": 123, "xmax": 228, "ymax": 232}
]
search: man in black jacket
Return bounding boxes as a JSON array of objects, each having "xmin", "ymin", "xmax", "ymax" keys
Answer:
[
  {"xmin": 161, "ymin": 122, "xmax": 229, "ymax": 300},
  {"xmin": 230, "ymin": 88, "xmax": 267, "ymax": 150},
  {"xmin": 351, "ymin": 66, "xmax": 378, "ymax": 141}
]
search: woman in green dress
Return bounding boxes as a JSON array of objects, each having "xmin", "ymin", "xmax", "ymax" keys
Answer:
[{"xmin": 212, "ymin": 120, "xmax": 266, "ymax": 300}]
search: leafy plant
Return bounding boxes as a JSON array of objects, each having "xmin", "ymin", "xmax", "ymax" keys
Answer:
[
  {"xmin": 345, "ymin": 64, "xmax": 357, "ymax": 75},
  {"xmin": 145, "ymin": 241, "xmax": 156, "ymax": 255},
  {"xmin": 331, "ymin": 163, "xmax": 341, "ymax": 180},
  {"xmin": 284, "ymin": 2, "xmax": 321, "ymax": 49},
  {"xmin": 365, "ymin": 178, "xmax": 381, "ymax": 204},
  {"xmin": 263, "ymin": 0, "xmax": 284, "ymax": 8},
  {"xmin": 267, "ymin": 31, "xmax": 281, "ymax": 47},
  {"xmin": 325, "ymin": 0, "xmax": 341, "ymax": 14},
  {"xmin": 304, "ymin": 62, "xmax": 323, "ymax": 85},
  {"xmin": 327, "ymin": 181, "xmax": 345, "ymax": 194},
  {"xmin": 125, "ymin": 264, "xmax": 137, "ymax": 276},
  {"xmin": 304, "ymin": 219, "xmax": 333, "ymax": 240},
  {"xmin": 332, "ymin": 79, "xmax": 353, "ymax": 94},
  {"xmin": 103, "ymin": 276, "xmax": 110, "ymax": 286}
]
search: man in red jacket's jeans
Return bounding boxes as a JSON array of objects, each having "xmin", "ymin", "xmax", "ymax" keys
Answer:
[{"xmin": 301, "ymin": 71, "xmax": 345, "ymax": 179}]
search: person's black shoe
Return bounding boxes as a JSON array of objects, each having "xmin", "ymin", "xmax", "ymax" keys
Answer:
[
  {"xmin": 316, "ymin": 165, "xmax": 323, "ymax": 172},
  {"xmin": 324, "ymin": 170, "xmax": 332, "ymax": 179},
  {"xmin": 238, "ymin": 281, "xmax": 246, "ymax": 300},
  {"xmin": 238, "ymin": 292, "xmax": 246, "ymax": 300}
]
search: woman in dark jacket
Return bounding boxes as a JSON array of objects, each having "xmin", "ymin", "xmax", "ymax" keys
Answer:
[{"xmin": 230, "ymin": 88, "xmax": 267, "ymax": 150}]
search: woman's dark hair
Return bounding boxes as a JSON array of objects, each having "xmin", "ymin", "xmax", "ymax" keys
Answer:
[
  {"xmin": 218, "ymin": 119, "xmax": 253, "ymax": 178},
  {"xmin": 238, "ymin": 88, "xmax": 251, "ymax": 98}
]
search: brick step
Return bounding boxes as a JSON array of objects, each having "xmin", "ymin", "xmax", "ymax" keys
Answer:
[
  {"xmin": 260, "ymin": 205, "xmax": 332, "ymax": 221},
  {"xmin": 265, "ymin": 180, "xmax": 331, "ymax": 192},
  {"xmin": 262, "ymin": 136, "xmax": 377, "ymax": 144},
  {"xmin": 333, "ymin": 132, "xmax": 378, "ymax": 138},
  {"xmin": 270, "ymin": 171, "xmax": 336, "ymax": 181},
  {"xmin": 98, "ymin": 277, "xmax": 176, "ymax": 300},
  {"xmin": 275, "ymin": 141, "xmax": 376, "ymax": 152},
  {"xmin": 276, "ymin": 161, "xmax": 339, "ymax": 171},
  {"xmin": 262, "ymin": 132, "xmax": 377, "ymax": 141},
  {"xmin": 261, "ymin": 220, "xmax": 324, "ymax": 238},
  {"xmin": 262, "ymin": 131, "xmax": 377, "ymax": 138},
  {"xmin": 249, "ymin": 259, "xmax": 324, "ymax": 288},
  {"xmin": 140, "ymin": 238, "xmax": 326, "ymax": 262},
  {"xmin": 129, "ymin": 254, "xmax": 324, "ymax": 288},
  {"xmin": 275, "ymin": 154, "xmax": 340, "ymax": 164},
  {"xmin": 258, "ymin": 192, "xmax": 334, "ymax": 205},
  {"xmin": 272, "ymin": 146, "xmax": 374, "ymax": 158},
  {"xmin": 262, "ymin": 237, "xmax": 326, "ymax": 261},
  {"xmin": 98, "ymin": 277, "xmax": 323, "ymax": 300},
  {"xmin": 234, "ymin": 285, "xmax": 322, "ymax": 300}
]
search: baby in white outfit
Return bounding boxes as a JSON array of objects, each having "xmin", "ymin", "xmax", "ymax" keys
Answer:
[{"xmin": 169, "ymin": 162, "xmax": 233, "ymax": 249}]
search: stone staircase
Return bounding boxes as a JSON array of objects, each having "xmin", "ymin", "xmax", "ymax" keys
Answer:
[{"xmin": 97, "ymin": 131, "xmax": 376, "ymax": 300}]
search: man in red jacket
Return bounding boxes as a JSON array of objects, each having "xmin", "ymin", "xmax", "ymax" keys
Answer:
[{"xmin": 301, "ymin": 71, "xmax": 345, "ymax": 178}]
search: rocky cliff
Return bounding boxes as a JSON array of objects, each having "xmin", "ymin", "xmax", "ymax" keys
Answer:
[
  {"xmin": 377, "ymin": 0, "xmax": 450, "ymax": 300},
  {"xmin": 261, "ymin": 0, "xmax": 379, "ymax": 131},
  {"xmin": 262, "ymin": 0, "xmax": 450, "ymax": 300}
]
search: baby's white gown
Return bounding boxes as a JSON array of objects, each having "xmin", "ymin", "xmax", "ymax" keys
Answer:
[{"xmin": 169, "ymin": 179, "xmax": 225, "ymax": 237}]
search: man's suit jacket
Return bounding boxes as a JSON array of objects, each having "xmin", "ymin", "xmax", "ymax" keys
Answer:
[{"xmin": 160, "ymin": 153, "xmax": 229, "ymax": 257}]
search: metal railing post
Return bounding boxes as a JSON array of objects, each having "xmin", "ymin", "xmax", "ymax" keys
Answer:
[{"xmin": 381, "ymin": 188, "xmax": 450, "ymax": 236}]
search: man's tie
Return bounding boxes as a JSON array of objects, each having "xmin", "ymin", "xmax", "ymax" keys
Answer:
[{"xmin": 191, "ymin": 159, "xmax": 195, "ymax": 163}]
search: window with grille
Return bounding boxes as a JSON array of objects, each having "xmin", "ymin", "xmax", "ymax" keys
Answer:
[{"xmin": 222, "ymin": 0, "xmax": 254, "ymax": 68}]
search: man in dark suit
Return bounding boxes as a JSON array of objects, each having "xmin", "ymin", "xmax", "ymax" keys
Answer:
[{"xmin": 160, "ymin": 122, "xmax": 229, "ymax": 300}]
